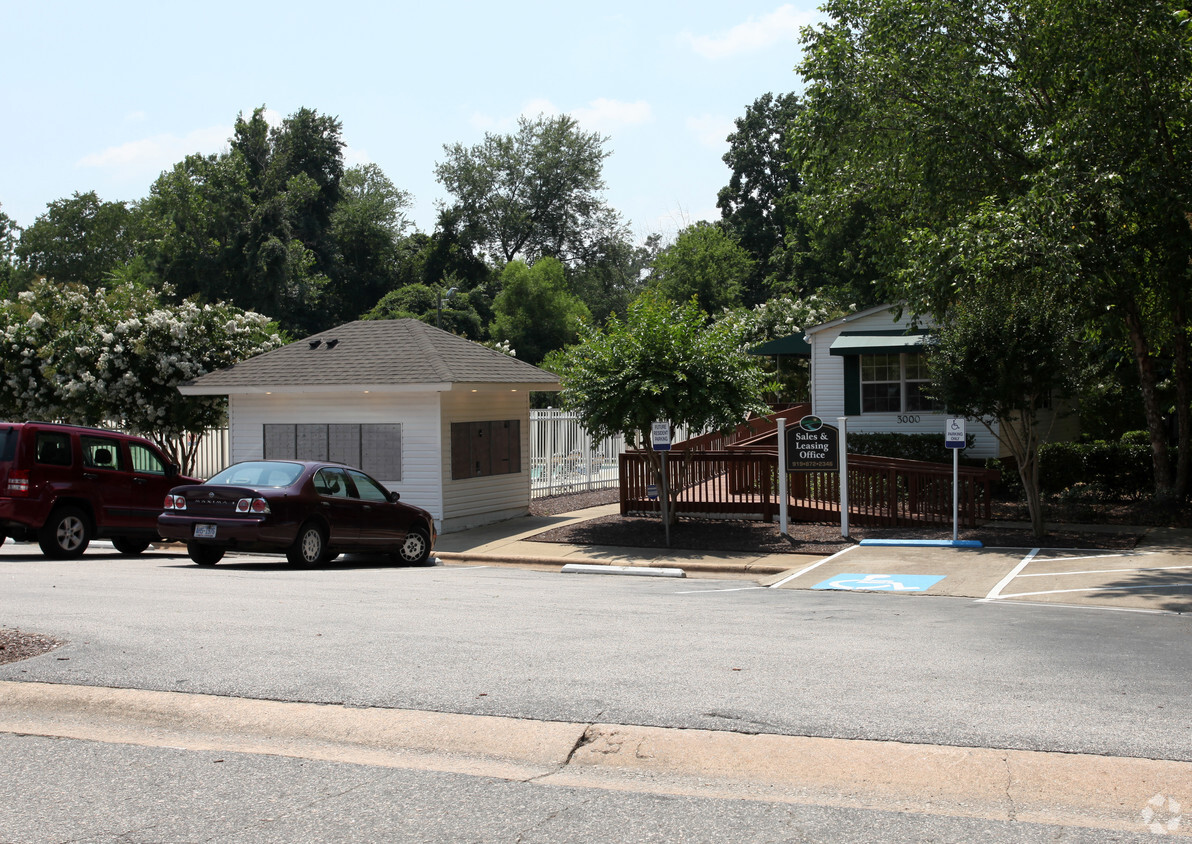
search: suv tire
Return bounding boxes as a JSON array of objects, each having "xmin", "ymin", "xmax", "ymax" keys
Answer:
[
  {"xmin": 39, "ymin": 506, "xmax": 91, "ymax": 559},
  {"xmin": 112, "ymin": 537, "xmax": 151, "ymax": 556}
]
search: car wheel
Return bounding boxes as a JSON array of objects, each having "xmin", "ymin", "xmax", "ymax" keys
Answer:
[
  {"xmin": 287, "ymin": 522, "xmax": 328, "ymax": 567},
  {"xmin": 0, "ymin": 532, "xmax": 5, "ymax": 549},
  {"xmin": 111, "ymin": 537, "xmax": 151, "ymax": 556},
  {"xmin": 394, "ymin": 526, "xmax": 431, "ymax": 565},
  {"xmin": 38, "ymin": 507, "xmax": 91, "ymax": 559},
  {"xmin": 187, "ymin": 543, "xmax": 224, "ymax": 566}
]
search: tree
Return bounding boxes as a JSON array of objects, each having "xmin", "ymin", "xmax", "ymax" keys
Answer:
[
  {"xmin": 717, "ymin": 92, "xmax": 804, "ymax": 303},
  {"xmin": 14, "ymin": 191, "xmax": 141, "ymax": 287},
  {"xmin": 435, "ymin": 114, "xmax": 627, "ymax": 265},
  {"xmin": 491, "ymin": 258, "xmax": 589, "ymax": 364},
  {"xmin": 327, "ymin": 163, "xmax": 414, "ymax": 323},
  {"xmin": 0, "ymin": 204, "xmax": 18, "ymax": 299},
  {"xmin": 795, "ymin": 0, "xmax": 1192, "ymax": 504},
  {"xmin": 906, "ymin": 193, "xmax": 1091, "ymax": 537},
  {"xmin": 362, "ymin": 282, "xmax": 484, "ymax": 340},
  {"xmin": 551, "ymin": 292, "xmax": 772, "ymax": 522},
  {"xmin": 0, "ymin": 278, "xmax": 280, "ymax": 474},
  {"xmin": 568, "ymin": 232, "xmax": 659, "ymax": 324},
  {"xmin": 647, "ymin": 222, "xmax": 751, "ymax": 314}
]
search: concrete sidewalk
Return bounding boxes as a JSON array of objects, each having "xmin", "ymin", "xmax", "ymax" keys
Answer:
[{"xmin": 433, "ymin": 503, "xmax": 815, "ymax": 577}]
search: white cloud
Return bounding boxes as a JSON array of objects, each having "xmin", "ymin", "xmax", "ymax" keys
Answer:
[
  {"xmin": 686, "ymin": 114, "xmax": 735, "ymax": 149},
  {"xmin": 76, "ymin": 125, "xmax": 230, "ymax": 177},
  {"xmin": 572, "ymin": 99, "xmax": 652, "ymax": 132},
  {"xmin": 682, "ymin": 4, "xmax": 815, "ymax": 59}
]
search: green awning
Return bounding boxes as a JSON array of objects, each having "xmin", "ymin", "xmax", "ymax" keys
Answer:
[
  {"xmin": 829, "ymin": 332, "xmax": 932, "ymax": 356},
  {"xmin": 748, "ymin": 333, "xmax": 812, "ymax": 356}
]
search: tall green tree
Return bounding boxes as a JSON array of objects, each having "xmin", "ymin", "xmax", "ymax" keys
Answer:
[
  {"xmin": 328, "ymin": 163, "xmax": 414, "ymax": 323},
  {"xmin": 14, "ymin": 191, "xmax": 141, "ymax": 287},
  {"xmin": 491, "ymin": 258, "xmax": 589, "ymax": 364},
  {"xmin": 907, "ymin": 192, "xmax": 1091, "ymax": 536},
  {"xmin": 435, "ymin": 114, "xmax": 628, "ymax": 265},
  {"xmin": 717, "ymin": 92, "xmax": 803, "ymax": 303},
  {"xmin": 796, "ymin": 0, "xmax": 1192, "ymax": 503},
  {"xmin": 647, "ymin": 222, "xmax": 751, "ymax": 314}
]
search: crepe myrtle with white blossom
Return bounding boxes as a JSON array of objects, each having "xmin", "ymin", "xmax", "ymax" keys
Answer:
[{"xmin": 0, "ymin": 279, "xmax": 281, "ymax": 473}]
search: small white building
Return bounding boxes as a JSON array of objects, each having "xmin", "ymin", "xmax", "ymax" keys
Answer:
[
  {"xmin": 178, "ymin": 319, "xmax": 560, "ymax": 533},
  {"xmin": 797, "ymin": 304, "xmax": 1078, "ymax": 459}
]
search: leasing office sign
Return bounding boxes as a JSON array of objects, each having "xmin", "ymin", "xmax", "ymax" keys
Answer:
[{"xmin": 785, "ymin": 415, "xmax": 840, "ymax": 472}]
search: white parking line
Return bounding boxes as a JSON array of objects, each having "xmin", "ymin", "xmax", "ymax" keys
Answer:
[
  {"xmin": 675, "ymin": 586, "xmax": 769, "ymax": 594},
  {"xmin": 980, "ymin": 549, "xmax": 1039, "ymax": 602},
  {"xmin": 767, "ymin": 545, "xmax": 859, "ymax": 589},
  {"xmin": 1000, "ymin": 582, "xmax": 1192, "ymax": 599},
  {"xmin": 1016, "ymin": 563, "xmax": 1188, "ymax": 579}
]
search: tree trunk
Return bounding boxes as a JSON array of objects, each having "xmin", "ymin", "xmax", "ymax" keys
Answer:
[
  {"xmin": 1123, "ymin": 304, "xmax": 1177, "ymax": 503},
  {"xmin": 1172, "ymin": 301, "xmax": 1190, "ymax": 501}
]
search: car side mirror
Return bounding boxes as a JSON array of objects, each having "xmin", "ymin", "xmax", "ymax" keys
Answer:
[
  {"xmin": 165, "ymin": 463, "xmax": 179, "ymax": 478},
  {"xmin": 389, "ymin": 491, "xmax": 401, "ymax": 502}
]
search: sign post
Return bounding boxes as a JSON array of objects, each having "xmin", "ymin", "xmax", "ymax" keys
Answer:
[
  {"xmin": 651, "ymin": 421, "xmax": 672, "ymax": 547},
  {"xmin": 945, "ymin": 417, "xmax": 966, "ymax": 541},
  {"xmin": 777, "ymin": 419, "xmax": 788, "ymax": 536}
]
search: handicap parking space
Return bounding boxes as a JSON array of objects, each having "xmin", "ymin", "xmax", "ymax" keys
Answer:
[{"xmin": 767, "ymin": 538, "xmax": 1192, "ymax": 614}]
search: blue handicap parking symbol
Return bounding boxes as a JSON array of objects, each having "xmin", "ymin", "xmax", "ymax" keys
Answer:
[{"xmin": 812, "ymin": 573, "xmax": 946, "ymax": 592}]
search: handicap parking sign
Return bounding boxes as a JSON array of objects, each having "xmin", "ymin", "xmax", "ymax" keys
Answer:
[{"xmin": 813, "ymin": 573, "xmax": 946, "ymax": 592}]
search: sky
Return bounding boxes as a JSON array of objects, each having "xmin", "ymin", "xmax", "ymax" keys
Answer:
[{"xmin": 0, "ymin": 1, "xmax": 824, "ymax": 243}]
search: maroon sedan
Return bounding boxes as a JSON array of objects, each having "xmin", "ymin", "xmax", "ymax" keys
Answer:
[{"xmin": 158, "ymin": 460, "xmax": 435, "ymax": 567}]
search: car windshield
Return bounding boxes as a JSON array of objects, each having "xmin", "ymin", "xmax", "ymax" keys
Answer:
[{"xmin": 207, "ymin": 461, "xmax": 304, "ymax": 488}]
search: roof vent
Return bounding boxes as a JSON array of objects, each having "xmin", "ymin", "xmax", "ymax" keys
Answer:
[
  {"xmin": 325, "ymin": 338, "xmax": 340, "ymax": 349},
  {"xmin": 308, "ymin": 339, "xmax": 322, "ymax": 350}
]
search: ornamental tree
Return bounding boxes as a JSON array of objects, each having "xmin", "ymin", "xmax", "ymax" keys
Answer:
[
  {"xmin": 0, "ymin": 278, "xmax": 281, "ymax": 474},
  {"xmin": 551, "ymin": 292, "xmax": 772, "ymax": 522}
]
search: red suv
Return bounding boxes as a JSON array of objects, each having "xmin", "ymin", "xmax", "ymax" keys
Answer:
[{"xmin": 0, "ymin": 422, "xmax": 201, "ymax": 558}]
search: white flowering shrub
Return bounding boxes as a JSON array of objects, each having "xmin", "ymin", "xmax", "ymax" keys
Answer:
[
  {"xmin": 0, "ymin": 279, "xmax": 281, "ymax": 473},
  {"xmin": 716, "ymin": 294, "xmax": 839, "ymax": 349}
]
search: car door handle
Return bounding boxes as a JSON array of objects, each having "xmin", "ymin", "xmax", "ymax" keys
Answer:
[
  {"xmin": 132, "ymin": 478, "xmax": 147, "ymax": 485},
  {"xmin": 83, "ymin": 472, "xmax": 99, "ymax": 480}
]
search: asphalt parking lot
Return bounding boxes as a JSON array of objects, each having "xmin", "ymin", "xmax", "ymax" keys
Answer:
[{"xmin": 766, "ymin": 533, "xmax": 1192, "ymax": 614}]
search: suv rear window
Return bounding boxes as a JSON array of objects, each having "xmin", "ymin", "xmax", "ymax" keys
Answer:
[
  {"xmin": 35, "ymin": 433, "xmax": 72, "ymax": 466},
  {"xmin": 0, "ymin": 426, "xmax": 17, "ymax": 462}
]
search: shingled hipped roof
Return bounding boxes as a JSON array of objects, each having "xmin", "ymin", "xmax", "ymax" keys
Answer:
[{"xmin": 178, "ymin": 319, "xmax": 560, "ymax": 395}]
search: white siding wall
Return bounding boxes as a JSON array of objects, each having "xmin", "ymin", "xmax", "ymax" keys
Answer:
[
  {"xmin": 807, "ymin": 309, "xmax": 1005, "ymax": 459},
  {"xmin": 439, "ymin": 390, "xmax": 532, "ymax": 533},
  {"xmin": 227, "ymin": 392, "xmax": 445, "ymax": 524}
]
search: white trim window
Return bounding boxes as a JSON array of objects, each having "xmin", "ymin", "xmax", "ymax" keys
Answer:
[{"xmin": 861, "ymin": 353, "xmax": 940, "ymax": 414}]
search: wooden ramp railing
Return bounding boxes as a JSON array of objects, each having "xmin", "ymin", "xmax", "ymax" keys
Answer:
[{"xmin": 619, "ymin": 451, "xmax": 998, "ymax": 527}]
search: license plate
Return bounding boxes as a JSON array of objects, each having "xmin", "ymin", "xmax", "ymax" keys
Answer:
[{"xmin": 194, "ymin": 524, "xmax": 217, "ymax": 539}]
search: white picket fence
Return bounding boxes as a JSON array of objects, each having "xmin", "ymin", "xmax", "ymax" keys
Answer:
[
  {"xmin": 186, "ymin": 412, "xmax": 692, "ymax": 498},
  {"xmin": 530, "ymin": 409, "xmax": 624, "ymax": 498}
]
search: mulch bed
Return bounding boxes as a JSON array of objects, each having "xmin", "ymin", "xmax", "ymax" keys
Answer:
[
  {"xmin": 528, "ymin": 488, "xmax": 1148, "ymax": 553},
  {"xmin": 0, "ymin": 627, "xmax": 62, "ymax": 666}
]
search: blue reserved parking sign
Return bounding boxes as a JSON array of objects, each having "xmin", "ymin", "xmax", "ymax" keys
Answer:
[{"xmin": 813, "ymin": 573, "xmax": 946, "ymax": 592}]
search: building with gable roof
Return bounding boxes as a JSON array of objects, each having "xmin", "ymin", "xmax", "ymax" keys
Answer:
[
  {"xmin": 179, "ymin": 319, "xmax": 560, "ymax": 533},
  {"xmin": 754, "ymin": 304, "xmax": 1079, "ymax": 458}
]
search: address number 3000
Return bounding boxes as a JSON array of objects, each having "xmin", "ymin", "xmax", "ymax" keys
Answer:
[{"xmin": 896, "ymin": 415, "xmax": 921, "ymax": 424}]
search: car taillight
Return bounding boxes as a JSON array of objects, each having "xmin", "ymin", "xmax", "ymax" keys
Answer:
[
  {"xmin": 236, "ymin": 497, "xmax": 270, "ymax": 514},
  {"xmin": 164, "ymin": 494, "xmax": 186, "ymax": 511},
  {"xmin": 6, "ymin": 470, "xmax": 30, "ymax": 497}
]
